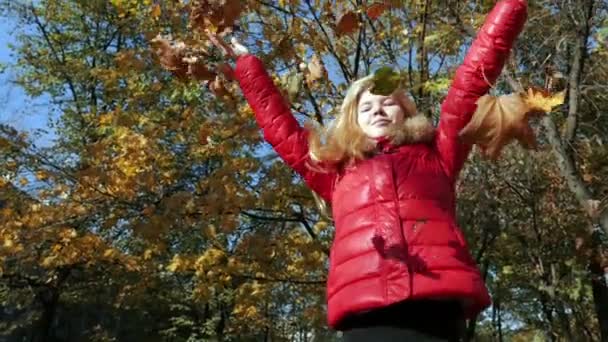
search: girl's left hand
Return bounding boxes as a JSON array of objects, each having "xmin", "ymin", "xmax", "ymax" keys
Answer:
[{"xmin": 205, "ymin": 32, "xmax": 249, "ymax": 81}]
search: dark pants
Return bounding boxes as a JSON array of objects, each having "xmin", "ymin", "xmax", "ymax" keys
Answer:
[{"xmin": 339, "ymin": 300, "xmax": 465, "ymax": 342}]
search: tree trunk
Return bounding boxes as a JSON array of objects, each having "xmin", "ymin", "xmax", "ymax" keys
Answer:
[
  {"xmin": 591, "ymin": 229, "xmax": 608, "ymax": 341},
  {"xmin": 34, "ymin": 287, "xmax": 60, "ymax": 342}
]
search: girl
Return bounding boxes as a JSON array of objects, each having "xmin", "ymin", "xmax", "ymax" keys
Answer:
[{"xmin": 209, "ymin": 0, "xmax": 528, "ymax": 340}]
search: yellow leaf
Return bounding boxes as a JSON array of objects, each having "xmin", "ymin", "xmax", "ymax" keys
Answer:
[
  {"xmin": 151, "ymin": 4, "xmax": 161, "ymax": 19},
  {"xmin": 42, "ymin": 255, "xmax": 56, "ymax": 268},
  {"xmin": 103, "ymin": 248, "xmax": 118, "ymax": 259},
  {"xmin": 36, "ymin": 170, "xmax": 49, "ymax": 180},
  {"xmin": 99, "ymin": 113, "xmax": 114, "ymax": 126},
  {"xmin": 19, "ymin": 178, "xmax": 29, "ymax": 186},
  {"xmin": 167, "ymin": 254, "xmax": 190, "ymax": 272},
  {"xmin": 524, "ymin": 88, "xmax": 565, "ymax": 113},
  {"xmin": 143, "ymin": 249, "xmax": 154, "ymax": 260}
]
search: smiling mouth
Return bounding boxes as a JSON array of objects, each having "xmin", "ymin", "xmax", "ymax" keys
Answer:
[{"xmin": 372, "ymin": 120, "xmax": 391, "ymax": 126}]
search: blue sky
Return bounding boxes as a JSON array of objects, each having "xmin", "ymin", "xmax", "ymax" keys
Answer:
[{"xmin": 0, "ymin": 17, "xmax": 55, "ymax": 147}]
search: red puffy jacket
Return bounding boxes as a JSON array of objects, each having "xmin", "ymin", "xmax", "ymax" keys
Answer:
[{"xmin": 235, "ymin": 0, "xmax": 527, "ymax": 329}]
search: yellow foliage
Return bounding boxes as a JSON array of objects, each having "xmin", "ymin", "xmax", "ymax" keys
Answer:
[{"xmin": 167, "ymin": 254, "xmax": 193, "ymax": 273}]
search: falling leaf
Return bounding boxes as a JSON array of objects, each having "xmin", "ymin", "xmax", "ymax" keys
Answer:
[
  {"xmin": 587, "ymin": 199, "xmax": 601, "ymax": 218},
  {"xmin": 366, "ymin": 3, "xmax": 389, "ymax": 20},
  {"xmin": 336, "ymin": 11, "xmax": 359, "ymax": 36},
  {"xmin": 286, "ymin": 72, "xmax": 304, "ymax": 102},
  {"xmin": 150, "ymin": 34, "xmax": 189, "ymax": 78},
  {"xmin": 370, "ymin": 66, "xmax": 402, "ymax": 96},
  {"xmin": 307, "ymin": 54, "xmax": 326, "ymax": 82},
  {"xmin": 151, "ymin": 4, "xmax": 161, "ymax": 19},
  {"xmin": 210, "ymin": 76, "xmax": 228, "ymax": 97},
  {"xmin": 190, "ymin": 0, "xmax": 242, "ymax": 35},
  {"xmin": 186, "ymin": 58, "xmax": 216, "ymax": 81}
]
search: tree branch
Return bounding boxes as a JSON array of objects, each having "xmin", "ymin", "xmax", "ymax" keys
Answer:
[{"xmin": 563, "ymin": 0, "xmax": 594, "ymax": 146}]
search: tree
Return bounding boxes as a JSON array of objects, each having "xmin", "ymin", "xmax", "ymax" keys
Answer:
[{"xmin": 1, "ymin": 0, "xmax": 607, "ymax": 340}]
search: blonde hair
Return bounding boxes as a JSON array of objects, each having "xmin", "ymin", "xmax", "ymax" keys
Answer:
[{"xmin": 307, "ymin": 75, "xmax": 432, "ymax": 168}]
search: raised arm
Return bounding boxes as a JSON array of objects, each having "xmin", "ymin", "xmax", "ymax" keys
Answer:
[
  {"xmin": 436, "ymin": 0, "xmax": 528, "ymax": 179},
  {"xmin": 234, "ymin": 54, "xmax": 335, "ymax": 202}
]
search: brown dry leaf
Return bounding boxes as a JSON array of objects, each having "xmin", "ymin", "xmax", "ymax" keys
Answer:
[
  {"xmin": 210, "ymin": 76, "xmax": 228, "ymax": 97},
  {"xmin": 190, "ymin": 0, "xmax": 242, "ymax": 35},
  {"xmin": 307, "ymin": 54, "xmax": 326, "ymax": 82},
  {"xmin": 222, "ymin": 0, "xmax": 242, "ymax": 27},
  {"xmin": 199, "ymin": 126, "xmax": 210, "ymax": 145},
  {"xmin": 150, "ymin": 35, "xmax": 189, "ymax": 78},
  {"xmin": 366, "ymin": 3, "xmax": 389, "ymax": 19},
  {"xmin": 460, "ymin": 93, "xmax": 535, "ymax": 159},
  {"xmin": 336, "ymin": 11, "xmax": 359, "ymax": 36},
  {"xmin": 186, "ymin": 57, "xmax": 216, "ymax": 81}
]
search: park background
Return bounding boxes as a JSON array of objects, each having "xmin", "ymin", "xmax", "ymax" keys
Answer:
[{"xmin": 1, "ymin": 0, "xmax": 607, "ymax": 341}]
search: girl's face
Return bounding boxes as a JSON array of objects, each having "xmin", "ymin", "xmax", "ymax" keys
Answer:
[{"xmin": 356, "ymin": 90, "xmax": 406, "ymax": 139}]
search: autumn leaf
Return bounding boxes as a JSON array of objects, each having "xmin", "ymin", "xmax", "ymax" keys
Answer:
[
  {"xmin": 524, "ymin": 87, "xmax": 566, "ymax": 113},
  {"xmin": 150, "ymin": 34, "xmax": 189, "ymax": 78},
  {"xmin": 336, "ymin": 11, "xmax": 359, "ymax": 36},
  {"xmin": 460, "ymin": 93, "xmax": 532, "ymax": 158},
  {"xmin": 306, "ymin": 54, "xmax": 326, "ymax": 85},
  {"xmin": 151, "ymin": 4, "xmax": 161, "ymax": 19},
  {"xmin": 366, "ymin": 3, "xmax": 389, "ymax": 20},
  {"xmin": 190, "ymin": 0, "xmax": 243, "ymax": 35},
  {"xmin": 209, "ymin": 75, "xmax": 228, "ymax": 97},
  {"xmin": 184, "ymin": 56, "xmax": 216, "ymax": 81},
  {"xmin": 370, "ymin": 66, "xmax": 403, "ymax": 96}
]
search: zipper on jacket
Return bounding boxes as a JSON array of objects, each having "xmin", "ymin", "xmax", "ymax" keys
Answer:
[{"xmin": 389, "ymin": 156, "xmax": 412, "ymax": 294}]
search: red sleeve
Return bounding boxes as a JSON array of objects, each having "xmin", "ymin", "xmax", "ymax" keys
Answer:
[
  {"xmin": 436, "ymin": 0, "xmax": 527, "ymax": 179},
  {"xmin": 234, "ymin": 54, "xmax": 335, "ymax": 202}
]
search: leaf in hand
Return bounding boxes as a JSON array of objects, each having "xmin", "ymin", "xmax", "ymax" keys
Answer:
[
  {"xmin": 460, "ymin": 93, "xmax": 531, "ymax": 159},
  {"xmin": 460, "ymin": 87, "xmax": 565, "ymax": 159},
  {"xmin": 370, "ymin": 66, "xmax": 402, "ymax": 96},
  {"xmin": 524, "ymin": 87, "xmax": 565, "ymax": 113}
]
